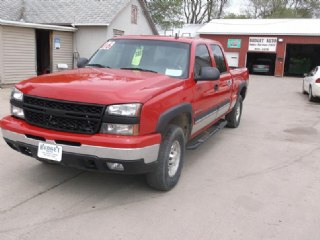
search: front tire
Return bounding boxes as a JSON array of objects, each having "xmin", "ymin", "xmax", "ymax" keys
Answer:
[
  {"xmin": 226, "ymin": 95, "xmax": 243, "ymax": 128},
  {"xmin": 146, "ymin": 124, "xmax": 185, "ymax": 191}
]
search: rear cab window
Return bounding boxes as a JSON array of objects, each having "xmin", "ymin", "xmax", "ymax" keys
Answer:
[{"xmin": 210, "ymin": 45, "xmax": 227, "ymax": 73}]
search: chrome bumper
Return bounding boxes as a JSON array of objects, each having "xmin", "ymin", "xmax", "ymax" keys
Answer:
[{"xmin": 1, "ymin": 130, "xmax": 160, "ymax": 164}]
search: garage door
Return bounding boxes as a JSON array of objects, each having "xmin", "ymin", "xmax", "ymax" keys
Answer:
[
  {"xmin": 284, "ymin": 44, "xmax": 320, "ymax": 77},
  {"xmin": 2, "ymin": 26, "xmax": 36, "ymax": 84},
  {"xmin": 225, "ymin": 52, "xmax": 239, "ymax": 68}
]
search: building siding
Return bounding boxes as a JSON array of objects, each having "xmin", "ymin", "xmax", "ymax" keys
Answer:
[
  {"xmin": 75, "ymin": 26, "xmax": 108, "ymax": 59},
  {"xmin": 106, "ymin": 0, "xmax": 154, "ymax": 40},
  {"xmin": 0, "ymin": 26, "xmax": 3, "ymax": 84},
  {"xmin": 2, "ymin": 26, "xmax": 36, "ymax": 84},
  {"xmin": 52, "ymin": 31, "xmax": 73, "ymax": 72}
]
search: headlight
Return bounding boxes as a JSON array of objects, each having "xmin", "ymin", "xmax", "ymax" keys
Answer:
[
  {"xmin": 107, "ymin": 103, "xmax": 141, "ymax": 117},
  {"xmin": 100, "ymin": 123, "xmax": 139, "ymax": 135},
  {"xmin": 11, "ymin": 88, "xmax": 24, "ymax": 101}
]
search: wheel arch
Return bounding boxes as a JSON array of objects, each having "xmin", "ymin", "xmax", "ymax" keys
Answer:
[
  {"xmin": 156, "ymin": 103, "xmax": 193, "ymax": 138},
  {"xmin": 238, "ymin": 82, "xmax": 248, "ymax": 100}
]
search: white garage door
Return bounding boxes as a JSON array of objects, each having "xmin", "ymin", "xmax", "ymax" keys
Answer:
[
  {"xmin": 225, "ymin": 52, "xmax": 239, "ymax": 68},
  {"xmin": 2, "ymin": 26, "xmax": 36, "ymax": 84}
]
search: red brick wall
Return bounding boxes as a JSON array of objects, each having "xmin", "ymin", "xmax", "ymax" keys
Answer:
[{"xmin": 200, "ymin": 34, "xmax": 320, "ymax": 77}]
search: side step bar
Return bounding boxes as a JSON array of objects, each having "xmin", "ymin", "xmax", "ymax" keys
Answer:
[{"xmin": 186, "ymin": 119, "xmax": 228, "ymax": 150}]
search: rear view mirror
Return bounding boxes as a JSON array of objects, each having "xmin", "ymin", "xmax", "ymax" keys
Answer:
[
  {"xmin": 196, "ymin": 67, "xmax": 220, "ymax": 81},
  {"xmin": 77, "ymin": 58, "xmax": 89, "ymax": 68}
]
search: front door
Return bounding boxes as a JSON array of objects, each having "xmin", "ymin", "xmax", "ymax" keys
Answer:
[{"xmin": 192, "ymin": 44, "xmax": 220, "ymax": 135}]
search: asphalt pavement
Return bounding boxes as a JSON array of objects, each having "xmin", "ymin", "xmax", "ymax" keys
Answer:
[{"xmin": 0, "ymin": 75, "xmax": 319, "ymax": 240}]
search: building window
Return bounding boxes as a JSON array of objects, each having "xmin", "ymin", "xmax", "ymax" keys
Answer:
[
  {"xmin": 131, "ymin": 5, "xmax": 138, "ymax": 24},
  {"xmin": 113, "ymin": 29, "xmax": 124, "ymax": 37}
]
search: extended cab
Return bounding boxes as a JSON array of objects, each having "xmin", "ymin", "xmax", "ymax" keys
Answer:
[{"xmin": 0, "ymin": 36, "xmax": 249, "ymax": 191}]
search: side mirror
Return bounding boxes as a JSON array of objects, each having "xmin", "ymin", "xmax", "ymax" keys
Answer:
[
  {"xmin": 77, "ymin": 58, "xmax": 89, "ymax": 68},
  {"xmin": 303, "ymin": 73, "xmax": 308, "ymax": 77},
  {"xmin": 196, "ymin": 67, "xmax": 220, "ymax": 81}
]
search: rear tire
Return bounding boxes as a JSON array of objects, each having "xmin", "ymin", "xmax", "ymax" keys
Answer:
[
  {"xmin": 226, "ymin": 95, "xmax": 243, "ymax": 128},
  {"xmin": 302, "ymin": 80, "xmax": 307, "ymax": 94},
  {"xmin": 146, "ymin": 124, "xmax": 185, "ymax": 191},
  {"xmin": 309, "ymin": 86, "xmax": 316, "ymax": 102}
]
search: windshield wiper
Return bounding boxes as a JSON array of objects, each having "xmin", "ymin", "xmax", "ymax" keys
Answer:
[
  {"xmin": 120, "ymin": 67, "xmax": 158, "ymax": 73},
  {"xmin": 86, "ymin": 63, "xmax": 111, "ymax": 68}
]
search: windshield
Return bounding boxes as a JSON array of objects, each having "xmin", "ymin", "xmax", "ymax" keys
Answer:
[{"xmin": 87, "ymin": 39, "xmax": 190, "ymax": 79}]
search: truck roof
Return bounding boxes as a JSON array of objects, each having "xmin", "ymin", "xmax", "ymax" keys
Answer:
[{"xmin": 113, "ymin": 35, "xmax": 220, "ymax": 45}]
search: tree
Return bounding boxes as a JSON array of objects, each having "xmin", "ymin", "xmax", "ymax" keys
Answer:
[
  {"xmin": 245, "ymin": 0, "xmax": 320, "ymax": 18},
  {"xmin": 145, "ymin": 0, "xmax": 184, "ymax": 30},
  {"xmin": 183, "ymin": 0, "xmax": 230, "ymax": 23},
  {"xmin": 145, "ymin": 0, "xmax": 231, "ymax": 30}
]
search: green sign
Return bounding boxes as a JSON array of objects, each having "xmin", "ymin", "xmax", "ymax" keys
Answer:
[{"xmin": 228, "ymin": 39, "xmax": 241, "ymax": 48}]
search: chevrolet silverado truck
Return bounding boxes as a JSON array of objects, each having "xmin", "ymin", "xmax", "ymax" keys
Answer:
[{"xmin": 0, "ymin": 36, "xmax": 249, "ymax": 191}]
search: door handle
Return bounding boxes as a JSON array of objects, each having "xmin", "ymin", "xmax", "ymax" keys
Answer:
[{"xmin": 214, "ymin": 84, "xmax": 219, "ymax": 91}]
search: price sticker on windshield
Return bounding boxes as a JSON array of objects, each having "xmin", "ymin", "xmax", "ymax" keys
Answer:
[{"xmin": 101, "ymin": 41, "xmax": 115, "ymax": 50}]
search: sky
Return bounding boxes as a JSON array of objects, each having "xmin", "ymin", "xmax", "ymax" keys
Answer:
[{"xmin": 226, "ymin": 0, "xmax": 248, "ymax": 14}]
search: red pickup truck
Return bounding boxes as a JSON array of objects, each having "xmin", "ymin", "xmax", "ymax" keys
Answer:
[{"xmin": 0, "ymin": 36, "xmax": 248, "ymax": 191}]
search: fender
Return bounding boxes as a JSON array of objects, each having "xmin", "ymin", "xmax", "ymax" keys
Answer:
[
  {"xmin": 238, "ymin": 81, "xmax": 248, "ymax": 100},
  {"xmin": 156, "ymin": 103, "xmax": 193, "ymax": 133}
]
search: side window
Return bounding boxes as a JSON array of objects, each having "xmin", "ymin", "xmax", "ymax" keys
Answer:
[
  {"xmin": 194, "ymin": 45, "xmax": 212, "ymax": 77},
  {"xmin": 211, "ymin": 45, "xmax": 227, "ymax": 73}
]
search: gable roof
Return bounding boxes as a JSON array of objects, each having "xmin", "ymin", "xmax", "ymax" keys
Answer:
[
  {"xmin": 198, "ymin": 19, "xmax": 320, "ymax": 36},
  {"xmin": 0, "ymin": 0, "xmax": 158, "ymax": 34}
]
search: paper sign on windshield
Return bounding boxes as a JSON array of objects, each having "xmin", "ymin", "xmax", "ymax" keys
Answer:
[{"xmin": 132, "ymin": 46, "xmax": 144, "ymax": 66}]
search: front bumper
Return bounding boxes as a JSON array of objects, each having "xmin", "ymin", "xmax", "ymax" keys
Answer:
[{"xmin": 1, "ymin": 116, "xmax": 161, "ymax": 174}]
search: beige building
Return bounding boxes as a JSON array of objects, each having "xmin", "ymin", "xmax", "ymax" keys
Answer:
[
  {"xmin": 0, "ymin": 20, "xmax": 76, "ymax": 85},
  {"xmin": 0, "ymin": 0, "xmax": 158, "ymax": 86}
]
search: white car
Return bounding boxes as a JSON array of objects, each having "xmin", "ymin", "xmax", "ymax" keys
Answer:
[{"xmin": 302, "ymin": 66, "xmax": 320, "ymax": 102}]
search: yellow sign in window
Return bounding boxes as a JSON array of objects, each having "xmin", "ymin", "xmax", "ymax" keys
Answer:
[{"xmin": 131, "ymin": 46, "xmax": 144, "ymax": 66}]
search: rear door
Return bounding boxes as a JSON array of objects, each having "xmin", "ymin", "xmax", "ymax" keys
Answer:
[{"xmin": 210, "ymin": 44, "xmax": 233, "ymax": 117}]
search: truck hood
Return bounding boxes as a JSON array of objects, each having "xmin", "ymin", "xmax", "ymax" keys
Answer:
[{"xmin": 16, "ymin": 68, "xmax": 184, "ymax": 104}]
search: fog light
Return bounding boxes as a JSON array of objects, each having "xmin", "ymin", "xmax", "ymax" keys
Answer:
[
  {"xmin": 100, "ymin": 123, "xmax": 139, "ymax": 135},
  {"xmin": 106, "ymin": 162, "xmax": 124, "ymax": 171},
  {"xmin": 11, "ymin": 105, "xmax": 25, "ymax": 119}
]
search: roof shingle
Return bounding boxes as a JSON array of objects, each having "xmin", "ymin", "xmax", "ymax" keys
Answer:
[
  {"xmin": 0, "ymin": 0, "xmax": 24, "ymax": 21},
  {"xmin": 0, "ymin": 0, "xmax": 158, "ymax": 34},
  {"xmin": 24, "ymin": 0, "xmax": 129, "ymax": 25},
  {"xmin": 0, "ymin": 0, "xmax": 130, "ymax": 25}
]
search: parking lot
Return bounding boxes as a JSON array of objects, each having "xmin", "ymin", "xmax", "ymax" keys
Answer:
[{"xmin": 0, "ymin": 75, "xmax": 319, "ymax": 240}]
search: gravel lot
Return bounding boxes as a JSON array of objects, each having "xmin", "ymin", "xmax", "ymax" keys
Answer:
[{"xmin": 0, "ymin": 75, "xmax": 319, "ymax": 240}]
